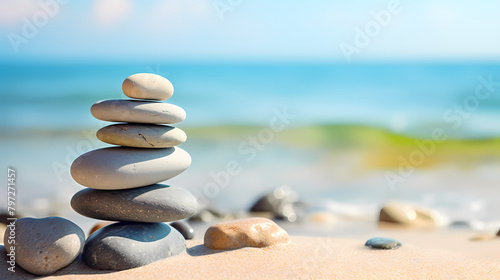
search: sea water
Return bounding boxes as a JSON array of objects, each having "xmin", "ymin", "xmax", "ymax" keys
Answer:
[
  {"xmin": 1, "ymin": 62, "xmax": 500, "ymax": 231},
  {"xmin": 2, "ymin": 62, "xmax": 500, "ymax": 134}
]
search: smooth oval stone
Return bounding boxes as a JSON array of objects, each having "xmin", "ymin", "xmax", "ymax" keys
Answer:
[
  {"xmin": 91, "ymin": 99, "xmax": 186, "ymax": 124},
  {"xmin": 379, "ymin": 202, "xmax": 438, "ymax": 228},
  {"xmin": 204, "ymin": 218, "xmax": 290, "ymax": 250},
  {"xmin": 71, "ymin": 184, "xmax": 197, "ymax": 222},
  {"xmin": 70, "ymin": 146, "xmax": 191, "ymax": 190},
  {"xmin": 83, "ymin": 222, "xmax": 185, "ymax": 270},
  {"xmin": 122, "ymin": 73, "xmax": 174, "ymax": 101},
  {"xmin": 250, "ymin": 186, "xmax": 302, "ymax": 222},
  {"xmin": 3, "ymin": 217, "xmax": 85, "ymax": 275},
  {"xmin": 170, "ymin": 221, "xmax": 195, "ymax": 240},
  {"xmin": 96, "ymin": 124, "xmax": 187, "ymax": 148},
  {"xmin": 470, "ymin": 234, "xmax": 496, "ymax": 241},
  {"xmin": 308, "ymin": 212, "xmax": 337, "ymax": 224},
  {"xmin": 365, "ymin": 237, "xmax": 402, "ymax": 250}
]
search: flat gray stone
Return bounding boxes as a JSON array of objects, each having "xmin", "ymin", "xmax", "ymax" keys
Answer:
[
  {"xmin": 83, "ymin": 222, "xmax": 185, "ymax": 270},
  {"xmin": 96, "ymin": 124, "xmax": 187, "ymax": 148},
  {"xmin": 364, "ymin": 237, "xmax": 402, "ymax": 250},
  {"xmin": 71, "ymin": 184, "xmax": 197, "ymax": 222},
  {"xmin": 3, "ymin": 217, "xmax": 85, "ymax": 276},
  {"xmin": 91, "ymin": 99, "xmax": 186, "ymax": 124},
  {"xmin": 70, "ymin": 146, "xmax": 191, "ymax": 190}
]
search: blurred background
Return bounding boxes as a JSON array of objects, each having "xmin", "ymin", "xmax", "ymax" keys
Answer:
[{"xmin": 1, "ymin": 0, "xmax": 500, "ymax": 233}]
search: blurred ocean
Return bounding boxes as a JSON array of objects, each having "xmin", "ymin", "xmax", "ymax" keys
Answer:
[
  {"xmin": 1, "ymin": 62, "xmax": 500, "ymax": 232},
  {"xmin": 2, "ymin": 62, "xmax": 500, "ymax": 136}
]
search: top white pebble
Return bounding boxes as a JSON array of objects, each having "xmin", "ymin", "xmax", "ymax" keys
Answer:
[{"xmin": 122, "ymin": 73, "xmax": 174, "ymax": 101}]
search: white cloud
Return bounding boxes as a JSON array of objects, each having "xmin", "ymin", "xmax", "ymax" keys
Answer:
[{"xmin": 93, "ymin": 0, "xmax": 132, "ymax": 27}]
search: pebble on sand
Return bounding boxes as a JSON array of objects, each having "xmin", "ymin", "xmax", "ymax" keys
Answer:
[
  {"xmin": 365, "ymin": 237, "xmax": 402, "ymax": 250},
  {"xmin": 379, "ymin": 202, "xmax": 439, "ymax": 228},
  {"xmin": 308, "ymin": 212, "xmax": 337, "ymax": 224},
  {"xmin": 170, "ymin": 221, "xmax": 195, "ymax": 240},
  {"xmin": 204, "ymin": 217, "xmax": 290, "ymax": 250},
  {"xmin": 3, "ymin": 217, "xmax": 85, "ymax": 276},
  {"xmin": 470, "ymin": 234, "xmax": 496, "ymax": 242},
  {"xmin": 249, "ymin": 186, "xmax": 302, "ymax": 222},
  {"xmin": 122, "ymin": 73, "xmax": 174, "ymax": 101}
]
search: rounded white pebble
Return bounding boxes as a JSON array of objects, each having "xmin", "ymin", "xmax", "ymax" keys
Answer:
[{"xmin": 122, "ymin": 73, "xmax": 174, "ymax": 101}]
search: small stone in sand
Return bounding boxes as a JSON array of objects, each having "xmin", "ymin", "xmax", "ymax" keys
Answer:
[
  {"xmin": 379, "ymin": 202, "xmax": 438, "ymax": 228},
  {"xmin": 308, "ymin": 211, "xmax": 337, "ymax": 224},
  {"xmin": 365, "ymin": 237, "xmax": 402, "ymax": 250},
  {"xmin": 3, "ymin": 217, "xmax": 85, "ymax": 275},
  {"xmin": 249, "ymin": 186, "xmax": 302, "ymax": 222},
  {"xmin": 170, "ymin": 221, "xmax": 195, "ymax": 240},
  {"xmin": 89, "ymin": 221, "xmax": 115, "ymax": 235},
  {"xmin": 204, "ymin": 217, "xmax": 290, "ymax": 250},
  {"xmin": 470, "ymin": 234, "xmax": 496, "ymax": 241},
  {"xmin": 449, "ymin": 221, "xmax": 471, "ymax": 229}
]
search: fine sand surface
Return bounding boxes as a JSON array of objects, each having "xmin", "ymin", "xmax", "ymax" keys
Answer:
[{"xmin": 2, "ymin": 236, "xmax": 500, "ymax": 279}]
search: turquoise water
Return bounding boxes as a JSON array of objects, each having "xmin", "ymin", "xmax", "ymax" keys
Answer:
[{"xmin": 2, "ymin": 62, "xmax": 500, "ymax": 137}]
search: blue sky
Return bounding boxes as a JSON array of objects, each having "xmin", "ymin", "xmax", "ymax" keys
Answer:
[{"xmin": 0, "ymin": 0, "xmax": 499, "ymax": 63}]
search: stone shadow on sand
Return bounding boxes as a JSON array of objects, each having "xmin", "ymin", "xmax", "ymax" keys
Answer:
[
  {"xmin": 187, "ymin": 244, "xmax": 233, "ymax": 257},
  {"xmin": 0, "ymin": 248, "xmax": 116, "ymax": 279}
]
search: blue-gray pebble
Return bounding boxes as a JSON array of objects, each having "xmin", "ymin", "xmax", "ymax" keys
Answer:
[
  {"xmin": 71, "ymin": 184, "xmax": 197, "ymax": 222},
  {"xmin": 169, "ymin": 221, "xmax": 194, "ymax": 240},
  {"xmin": 364, "ymin": 237, "xmax": 402, "ymax": 250},
  {"xmin": 83, "ymin": 222, "xmax": 186, "ymax": 270}
]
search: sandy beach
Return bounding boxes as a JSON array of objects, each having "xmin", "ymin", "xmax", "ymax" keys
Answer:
[
  {"xmin": 3, "ymin": 1, "xmax": 500, "ymax": 279},
  {"xmin": 2, "ymin": 229, "xmax": 500, "ymax": 279}
]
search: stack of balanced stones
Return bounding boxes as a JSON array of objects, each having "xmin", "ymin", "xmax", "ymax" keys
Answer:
[{"xmin": 70, "ymin": 73, "xmax": 197, "ymax": 271}]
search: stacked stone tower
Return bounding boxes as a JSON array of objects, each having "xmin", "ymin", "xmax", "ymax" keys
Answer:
[{"xmin": 70, "ymin": 73, "xmax": 196, "ymax": 270}]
